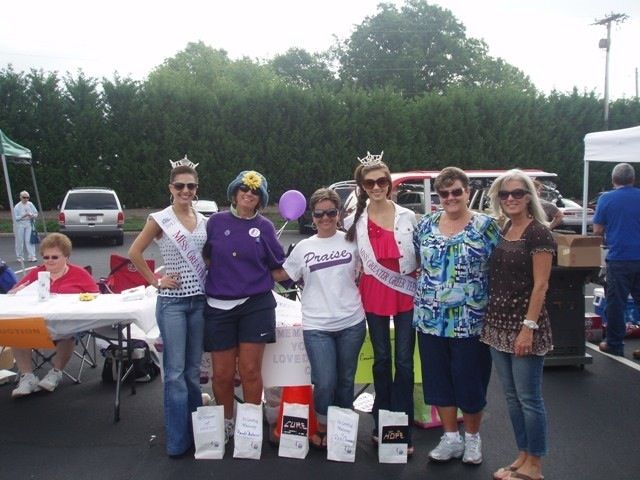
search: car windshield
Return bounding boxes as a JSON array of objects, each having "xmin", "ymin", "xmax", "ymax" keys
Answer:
[{"xmin": 65, "ymin": 192, "xmax": 118, "ymax": 209}]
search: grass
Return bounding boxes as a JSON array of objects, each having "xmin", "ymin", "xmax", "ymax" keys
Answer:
[{"xmin": 0, "ymin": 208, "xmax": 298, "ymax": 234}]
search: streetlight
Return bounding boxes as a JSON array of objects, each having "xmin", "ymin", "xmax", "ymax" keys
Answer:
[{"xmin": 593, "ymin": 13, "xmax": 628, "ymax": 130}]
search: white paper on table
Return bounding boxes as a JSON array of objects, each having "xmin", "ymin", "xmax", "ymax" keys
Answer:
[{"xmin": 13, "ymin": 281, "xmax": 39, "ymax": 296}]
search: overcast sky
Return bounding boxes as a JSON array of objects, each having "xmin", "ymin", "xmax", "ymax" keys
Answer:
[{"xmin": 1, "ymin": 0, "xmax": 638, "ymax": 99}]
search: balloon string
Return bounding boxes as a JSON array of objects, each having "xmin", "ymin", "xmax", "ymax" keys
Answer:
[{"xmin": 276, "ymin": 221, "xmax": 288, "ymax": 239}]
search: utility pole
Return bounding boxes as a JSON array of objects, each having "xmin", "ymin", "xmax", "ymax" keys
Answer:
[{"xmin": 593, "ymin": 12, "xmax": 628, "ymax": 130}]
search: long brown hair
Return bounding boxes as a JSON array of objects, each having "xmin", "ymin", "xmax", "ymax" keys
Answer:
[{"xmin": 345, "ymin": 162, "xmax": 392, "ymax": 242}]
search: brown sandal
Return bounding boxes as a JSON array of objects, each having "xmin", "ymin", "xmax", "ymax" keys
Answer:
[
  {"xmin": 493, "ymin": 466, "xmax": 517, "ymax": 479},
  {"xmin": 506, "ymin": 472, "xmax": 544, "ymax": 480}
]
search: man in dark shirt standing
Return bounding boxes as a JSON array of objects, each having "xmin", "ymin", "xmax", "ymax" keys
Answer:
[{"xmin": 593, "ymin": 163, "xmax": 640, "ymax": 358}]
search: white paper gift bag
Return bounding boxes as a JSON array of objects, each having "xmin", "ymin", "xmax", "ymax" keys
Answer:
[
  {"xmin": 378, "ymin": 409, "xmax": 409, "ymax": 464},
  {"xmin": 192, "ymin": 405, "xmax": 225, "ymax": 460},
  {"xmin": 326, "ymin": 406, "xmax": 359, "ymax": 463},
  {"xmin": 278, "ymin": 402, "xmax": 309, "ymax": 459},
  {"xmin": 233, "ymin": 403, "xmax": 263, "ymax": 460}
]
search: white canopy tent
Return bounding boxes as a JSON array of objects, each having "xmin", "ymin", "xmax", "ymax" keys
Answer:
[{"xmin": 582, "ymin": 125, "xmax": 640, "ymax": 234}]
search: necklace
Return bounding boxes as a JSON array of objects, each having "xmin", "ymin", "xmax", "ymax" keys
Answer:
[
  {"xmin": 439, "ymin": 211, "xmax": 471, "ymax": 236},
  {"xmin": 50, "ymin": 265, "xmax": 69, "ymax": 282}
]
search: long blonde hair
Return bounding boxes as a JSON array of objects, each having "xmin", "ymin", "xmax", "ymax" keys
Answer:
[{"xmin": 488, "ymin": 169, "xmax": 549, "ymax": 226}]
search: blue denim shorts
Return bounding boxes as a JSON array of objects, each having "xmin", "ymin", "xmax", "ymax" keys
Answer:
[
  {"xmin": 203, "ymin": 291, "xmax": 276, "ymax": 351},
  {"xmin": 418, "ymin": 333, "xmax": 492, "ymax": 414}
]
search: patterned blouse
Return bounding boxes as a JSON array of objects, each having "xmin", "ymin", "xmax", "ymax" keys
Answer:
[
  {"xmin": 481, "ymin": 220, "xmax": 556, "ymax": 355},
  {"xmin": 413, "ymin": 211, "xmax": 501, "ymax": 338}
]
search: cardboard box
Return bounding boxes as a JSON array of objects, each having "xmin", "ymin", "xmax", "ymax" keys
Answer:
[
  {"xmin": 554, "ymin": 234, "xmax": 603, "ymax": 267},
  {"xmin": 0, "ymin": 347, "xmax": 14, "ymax": 370}
]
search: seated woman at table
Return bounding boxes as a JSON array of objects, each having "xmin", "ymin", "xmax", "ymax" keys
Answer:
[
  {"xmin": 128, "ymin": 157, "xmax": 207, "ymax": 458},
  {"xmin": 7, "ymin": 233, "xmax": 99, "ymax": 398},
  {"xmin": 203, "ymin": 170, "xmax": 285, "ymax": 444},
  {"xmin": 272, "ymin": 188, "xmax": 366, "ymax": 449},
  {"xmin": 481, "ymin": 170, "xmax": 555, "ymax": 480}
]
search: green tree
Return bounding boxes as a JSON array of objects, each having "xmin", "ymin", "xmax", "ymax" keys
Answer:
[
  {"xmin": 270, "ymin": 48, "xmax": 337, "ymax": 90},
  {"xmin": 337, "ymin": 0, "xmax": 533, "ymax": 96}
]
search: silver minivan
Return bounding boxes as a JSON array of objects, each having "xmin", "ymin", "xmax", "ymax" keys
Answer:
[{"xmin": 58, "ymin": 187, "xmax": 124, "ymax": 245}]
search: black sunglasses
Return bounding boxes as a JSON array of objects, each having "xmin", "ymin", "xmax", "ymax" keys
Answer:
[
  {"xmin": 21, "ymin": 196, "xmax": 29, "ymax": 199},
  {"xmin": 362, "ymin": 177, "xmax": 390, "ymax": 189},
  {"xmin": 238, "ymin": 185, "xmax": 259, "ymax": 194},
  {"xmin": 498, "ymin": 189, "xmax": 530, "ymax": 200},
  {"xmin": 312, "ymin": 208, "xmax": 339, "ymax": 219},
  {"xmin": 172, "ymin": 182, "xmax": 198, "ymax": 191},
  {"xmin": 42, "ymin": 255, "xmax": 61, "ymax": 260},
  {"xmin": 437, "ymin": 187, "xmax": 465, "ymax": 199}
]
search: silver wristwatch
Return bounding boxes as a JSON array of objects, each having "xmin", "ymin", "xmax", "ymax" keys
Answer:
[{"xmin": 523, "ymin": 319, "xmax": 539, "ymax": 330}]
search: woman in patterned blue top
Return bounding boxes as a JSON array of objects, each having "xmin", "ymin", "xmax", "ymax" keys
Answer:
[{"xmin": 413, "ymin": 167, "xmax": 500, "ymax": 465}]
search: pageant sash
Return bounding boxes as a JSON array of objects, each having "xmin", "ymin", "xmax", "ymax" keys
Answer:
[
  {"xmin": 357, "ymin": 217, "xmax": 416, "ymax": 296},
  {"xmin": 151, "ymin": 208, "xmax": 207, "ymax": 291}
]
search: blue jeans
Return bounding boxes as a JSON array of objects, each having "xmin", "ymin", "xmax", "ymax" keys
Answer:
[
  {"xmin": 156, "ymin": 295, "xmax": 205, "ymax": 456},
  {"xmin": 303, "ymin": 321, "xmax": 366, "ymax": 424},
  {"xmin": 366, "ymin": 310, "xmax": 415, "ymax": 436},
  {"xmin": 605, "ymin": 260, "xmax": 640, "ymax": 352},
  {"xmin": 491, "ymin": 348, "xmax": 548, "ymax": 457}
]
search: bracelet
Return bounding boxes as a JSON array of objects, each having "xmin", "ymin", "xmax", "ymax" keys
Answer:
[
  {"xmin": 523, "ymin": 319, "xmax": 539, "ymax": 330},
  {"xmin": 156, "ymin": 278, "xmax": 161, "ymax": 289}
]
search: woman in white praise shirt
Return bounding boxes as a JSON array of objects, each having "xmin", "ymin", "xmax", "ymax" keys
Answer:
[
  {"xmin": 13, "ymin": 190, "xmax": 38, "ymax": 262},
  {"xmin": 273, "ymin": 188, "xmax": 365, "ymax": 450}
]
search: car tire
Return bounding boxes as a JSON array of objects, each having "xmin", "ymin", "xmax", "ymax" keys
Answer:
[{"xmin": 115, "ymin": 233, "xmax": 124, "ymax": 246}]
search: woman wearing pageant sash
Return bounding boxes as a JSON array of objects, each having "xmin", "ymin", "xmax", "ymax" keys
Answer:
[
  {"xmin": 129, "ymin": 157, "xmax": 208, "ymax": 458},
  {"xmin": 202, "ymin": 170, "xmax": 285, "ymax": 444},
  {"xmin": 413, "ymin": 167, "xmax": 500, "ymax": 466},
  {"xmin": 344, "ymin": 152, "xmax": 418, "ymax": 455}
]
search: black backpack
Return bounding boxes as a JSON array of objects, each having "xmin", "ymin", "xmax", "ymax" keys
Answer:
[{"xmin": 101, "ymin": 339, "xmax": 160, "ymax": 383}]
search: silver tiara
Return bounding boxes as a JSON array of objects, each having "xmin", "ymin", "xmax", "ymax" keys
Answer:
[
  {"xmin": 357, "ymin": 151, "xmax": 384, "ymax": 167},
  {"xmin": 169, "ymin": 155, "xmax": 199, "ymax": 169}
]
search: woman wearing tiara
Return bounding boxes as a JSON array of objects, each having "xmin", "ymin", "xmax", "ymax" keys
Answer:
[
  {"xmin": 129, "ymin": 156, "xmax": 208, "ymax": 458},
  {"xmin": 344, "ymin": 152, "xmax": 418, "ymax": 455}
]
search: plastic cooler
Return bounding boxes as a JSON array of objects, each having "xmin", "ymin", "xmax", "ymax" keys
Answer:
[{"xmin": 593, "ymin": 287, "xmax": 640, "ymax": 325}]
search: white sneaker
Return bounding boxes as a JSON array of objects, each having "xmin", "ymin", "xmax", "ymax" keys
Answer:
[
  {"xmin": 224, "ymin": 418, "xmax": 235, "ymax": 444},
  {"xmin": 428, "ymin": 434, "xmax": 465, "ymax": 462},
  {"xmin": 38, "ymin": 369, "xmax": 63, "ymax": 392},
  {"xmin": 12, "ymin": 373, "xmax": 41, "ymax": 398},
  {"xmin": 462, "ymin": 434, "xmax": 483, "ymax": 464}
]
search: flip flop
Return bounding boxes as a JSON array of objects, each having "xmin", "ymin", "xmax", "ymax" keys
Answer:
[
  {"xmin": 310, "ymin": 431, "xmax": 327, "ymax": 450},
  {"xmin": 494, "ymin": 466, "xmax": 518, "ymax": 479},
  {"xmin": 506, "ymin": 472, "xmax": 544, "ymax": 480}
]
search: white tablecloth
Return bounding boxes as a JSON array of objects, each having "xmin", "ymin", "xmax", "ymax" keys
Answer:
[{"xmin": 0, "ymin": 290, "xmax": 157, "ymax": 339}]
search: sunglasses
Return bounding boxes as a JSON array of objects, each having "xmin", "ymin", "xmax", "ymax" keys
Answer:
[
  {"xmin": 21, "ymin": 196, "xmax": 29, "ymax": 199},
  {"xmin": 498, "ymin": 189, "xmax": 530, "ymax": 200},
  {"xmin": 312, "ymin": 208, "xmax": 339, "ymax": 219},
  {"xmin": 238, "ymin": 185, "xmax": 259, "ymax": 195},
  {"xmin": 42, "ymin": 255, "xmax": 61, "ymax": 260},
  {"xmin": 437, "ymin": 187, "xmax": 465, "ymax": 199},
  {"xmin": 172, "ymin": 182, "xmax": 198, "ymax": 191},
  {"xmin": 362, "ymin": 177, "xmax": 390, "ymax": 189}
]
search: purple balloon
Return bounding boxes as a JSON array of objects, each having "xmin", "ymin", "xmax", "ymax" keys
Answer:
[{"xmin": 278, "ymin": 190, "xmax": 307, "ymax": 221}]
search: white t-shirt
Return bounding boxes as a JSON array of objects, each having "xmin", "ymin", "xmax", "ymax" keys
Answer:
[{"xmin": 283, "ymin": 231, "xmax": 364, "ymax": 331}]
